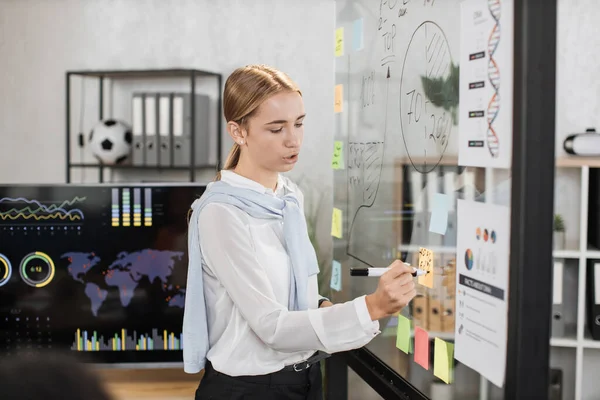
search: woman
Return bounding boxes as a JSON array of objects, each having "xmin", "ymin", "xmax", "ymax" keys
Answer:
[{"xmin": 183, "ymin": 64, "xmax": 416, "ymax": 400}]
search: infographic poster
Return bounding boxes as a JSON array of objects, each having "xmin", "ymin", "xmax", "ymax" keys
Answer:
[
  {"xmin": 455, "ymin": 199, "xmax": 510, "ymax": 388},
  {"xmin": 458, "ymin": 0, "xmax": 513, "ymax": 168}
]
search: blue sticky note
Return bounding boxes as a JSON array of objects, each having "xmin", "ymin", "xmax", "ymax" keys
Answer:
[
  {"xmin": 352, "ymin": 18, "xmax": 364, "ymax": 51},
  {"xmin": 429, "ymin": 193, "xmax": 451, "ymax": 235},
  {"xmin": 330, "ymin": 260, "xmax": 342, "ymax": 291}
]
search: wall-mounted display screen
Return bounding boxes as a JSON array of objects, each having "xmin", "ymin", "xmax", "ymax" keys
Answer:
[{"xmin": 0, "ymin": 184, "xmax": 204, "ymax": 364}]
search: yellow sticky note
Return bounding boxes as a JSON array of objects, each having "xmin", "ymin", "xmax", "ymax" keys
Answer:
[
  {"xmin": 331, "ymin": 208, "xmax": 342, "ymax": 239},
  {"xmin": 433, "ymin": 338, "xmax": 454, "ymax": 384},
  {"xmin": 418, "ymin": 247, "xmax": 434, "ymax": 288},
  {"xmin": 332, "ymin": 140, "xmax": 344, "ymax": 169},
  {"xmin": 334, "ymin": 84, "xmax": 343, "ymax": 113},
  {"xmin": 335, "ymin": 27, "xmax": 344, "ymax": 57},
  {"xmin": 395, "ymin": 315, "xmax": 412, "ymax": 354}
]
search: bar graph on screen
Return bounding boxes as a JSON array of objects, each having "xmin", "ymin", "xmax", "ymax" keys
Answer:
[
  {"xmin": 110, "ymin": 188, "xmax": 153, "ymax": 227},
  {"xmin": 72, "ymin": 328, "xmax": 182, "ymax": 351}
]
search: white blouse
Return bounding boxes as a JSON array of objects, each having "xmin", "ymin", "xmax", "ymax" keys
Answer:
[{"xmin": 183, "ymin": 170, "xmax": 380, "ymax": 376}]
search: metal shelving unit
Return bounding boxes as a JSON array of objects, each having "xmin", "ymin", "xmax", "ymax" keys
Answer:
[
  {"xmin": 65, "ymin": 68, "xmax": 222, "ymax": 183},
  {"xmin": 551, "ymin": 158, "xmax": 600, "ymax": 399}
]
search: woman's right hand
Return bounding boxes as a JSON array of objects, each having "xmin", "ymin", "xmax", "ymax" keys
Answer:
[{"xmin": 365, "ymin": 260, "xmax": 417, "ymax": 321}]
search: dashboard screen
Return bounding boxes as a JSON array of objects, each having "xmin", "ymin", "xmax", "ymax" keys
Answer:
[{"xmin": 0, "ymin": 184, "xmax": 205, "ymax": 364}]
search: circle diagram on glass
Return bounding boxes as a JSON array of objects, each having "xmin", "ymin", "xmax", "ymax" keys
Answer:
[
  {"xmin": 19, "ymin": 251, "xmax": 55, "ymax": 288},
  {"xmin": 400, "ymin": 21, "xmax": 457, "ymax": 173},
  {"xmin": 0, "ymin": 253, "xmax": 12, "ymax": 287}
]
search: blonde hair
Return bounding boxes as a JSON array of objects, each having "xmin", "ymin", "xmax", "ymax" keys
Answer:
[{"xmin": 216, "ymin": 64, "xmax": 302, "ymax": 180}]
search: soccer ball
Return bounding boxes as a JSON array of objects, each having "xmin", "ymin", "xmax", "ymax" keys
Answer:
[{"xmin": 88, "ymin": 119, "xmax": 133, "ymax": 165}]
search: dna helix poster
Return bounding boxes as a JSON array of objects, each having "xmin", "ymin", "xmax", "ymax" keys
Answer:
[{"xmin": 458, "ymin": 0, "xmax": 514, "ymax": 169}]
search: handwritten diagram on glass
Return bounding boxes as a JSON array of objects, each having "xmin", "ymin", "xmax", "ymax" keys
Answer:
[
  {"xmin": 400, "ymin": 21, "xmax": 458, "ymax": 174},
  {"xmin": 344, "ymin": 0, "xmax": 460, "ymax": 268}
]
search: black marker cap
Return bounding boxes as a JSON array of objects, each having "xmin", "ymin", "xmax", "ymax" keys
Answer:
[{"xmin": 350, "ymin": 268, "xmax": 368, "ymax": 276}]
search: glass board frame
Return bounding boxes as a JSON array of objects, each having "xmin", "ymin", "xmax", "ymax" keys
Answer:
[{"xmin": 325, "ymin": 0, "xmax": 557, "ymax": 399}]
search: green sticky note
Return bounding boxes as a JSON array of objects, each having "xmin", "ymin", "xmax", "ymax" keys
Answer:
[
  {"xmin": 433, "ymin": 337, "xmax": 454, "ymax": 384},
  {"xmin": 332, "ymin": 140, "xmax": 344, "ymax": 169},
  {"xmin": 396, "ymin": 315, "xmax": 412, "ymax": 354}
]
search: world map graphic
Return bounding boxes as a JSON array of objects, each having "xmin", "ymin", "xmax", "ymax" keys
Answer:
[{"xmin": 62, "ymin": 250, "xmax": 185, "ymax": 316}]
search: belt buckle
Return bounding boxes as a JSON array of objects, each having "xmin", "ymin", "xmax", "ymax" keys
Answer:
[{"xmin": 292, "ymin": 361, "xmax": 310, "ymax": 372}]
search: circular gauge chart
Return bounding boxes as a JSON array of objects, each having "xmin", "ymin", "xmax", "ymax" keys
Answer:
[
  {"xmin": 399, "ymin": 21, "xmax": 456, "ymax": 173},
  {"xmin": 19, "ymin": 252, "xmax": 55, "ymax": 288},
  {"xmin": 0, "ymin": 253, "xmax": 12, "ymax": 287}
]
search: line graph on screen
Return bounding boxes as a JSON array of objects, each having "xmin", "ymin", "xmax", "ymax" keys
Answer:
[{"xmin": 0, "ymin": 196, "xmax": 86, "ymax": 224}]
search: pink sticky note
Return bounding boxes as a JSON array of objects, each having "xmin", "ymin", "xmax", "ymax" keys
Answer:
[{"xmin": 414, "ymin": 327, "xmax": 430, "ymax": 370}]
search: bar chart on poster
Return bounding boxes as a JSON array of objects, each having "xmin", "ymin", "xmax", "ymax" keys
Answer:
[{"xmin": 332, "ymin": 0, "xmax": 514, "ymax": 398}]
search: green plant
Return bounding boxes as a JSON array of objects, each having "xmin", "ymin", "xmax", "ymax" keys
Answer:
[
  {"xmin": 421, "ymin": 62, "xmax": 460, "ymax": 125},
  {"xmin": 554, "ymin": 214, "xmax": 565, "ymax": 232}
]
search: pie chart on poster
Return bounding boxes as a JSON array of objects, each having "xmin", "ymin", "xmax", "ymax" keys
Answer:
[{"xmin": 465, "ymin": 249, "xmax": 474, "ymax": 270}]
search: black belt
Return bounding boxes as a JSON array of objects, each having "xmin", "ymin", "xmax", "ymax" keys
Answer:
[
  {"xmin": 204, "ymin": 351, "xmax": 330, "ymax": 386},
  {"xmin": 282, "ymin": 350, "xmax": 331, "ymax": 372},
  {"xmin": 206, "ymin": 360, "xmax": 314, "ymax": 386}
]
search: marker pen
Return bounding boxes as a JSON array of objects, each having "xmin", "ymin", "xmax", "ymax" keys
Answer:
[{"xmin": 350, "ymin": 266, "xmax": 429, "ymax": 277}]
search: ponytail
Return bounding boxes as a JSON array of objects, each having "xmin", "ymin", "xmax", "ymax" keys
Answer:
[
  {"xmin": 215, "ymin": 143, "xmax": 241, "ymax": 181},
  {"xmin": 193, "ymin": 143, "xmax": 241, "ymax": 223}
]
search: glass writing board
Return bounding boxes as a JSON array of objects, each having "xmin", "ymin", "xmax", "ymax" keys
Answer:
[{"xmin": 333, "ymin": 0, "xmax": 514, "ymax": 398}]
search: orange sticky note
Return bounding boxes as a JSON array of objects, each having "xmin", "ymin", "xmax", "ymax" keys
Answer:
[
  {"xmin": 414, "ymin": 327, "xmax": 429, "ymax": 370},
  {"xmin": 334, "ymin": 84, "xmax": 343, "ymax": 113},
  {"xmin": 418, "ymin": 247, "xmax": 434, "ymax": 288},
  {"xmin": 434, "ymin": 338, "xmax": 454, "ymax": 384},
  {"xmin": 396, "ymin": 315, "xmax": 412, "ymax": 354}
]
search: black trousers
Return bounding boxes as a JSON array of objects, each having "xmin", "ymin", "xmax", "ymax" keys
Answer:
[{"xmin": 195, "ymin": 361, "xmax": 323, "ymax": 400}]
